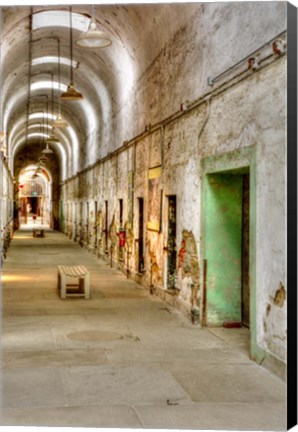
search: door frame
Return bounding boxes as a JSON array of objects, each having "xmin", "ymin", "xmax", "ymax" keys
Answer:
[{"xmin": 200, "ymin": 146, "xmax": 263, "ymax": 362}]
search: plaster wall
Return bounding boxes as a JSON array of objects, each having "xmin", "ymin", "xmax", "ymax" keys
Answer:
[
  {"xmin": 60, "ymin": 11, "xmax": 287, "ymax": 369},
  {"xmin": 0, "ymin": 156, "xmax": 14, "ymax": 262},
  {"xmin": 111, "ymin": 2, "xmax": 286, "ymax": 155}
]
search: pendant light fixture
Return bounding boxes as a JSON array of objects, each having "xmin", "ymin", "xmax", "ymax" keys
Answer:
[
  {"xmin": 61, "ymin": 6, "xmax": 84, "ymax": 101},
  {"xmin": 76, "ymin": 5, "xmax": 112, "ymax": 48},
  {"xmin": 47, "ymin": 73, "xmax": 60, "ymax": 146},
  {"xmin": 53, "ymin": 38, "xmax": 68, "ymax": 128},
  {"xmin": 42, "ymin": 97, "xmax": 54, "ymax": 154},
  {"xmin": 0, "ymin": 85, "xmax": 6, "ymax": 153}
]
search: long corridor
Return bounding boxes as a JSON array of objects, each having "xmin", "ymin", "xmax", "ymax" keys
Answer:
[{"xmin": 1, "ymin": 228, "xmax": 286, "ymax": 430}]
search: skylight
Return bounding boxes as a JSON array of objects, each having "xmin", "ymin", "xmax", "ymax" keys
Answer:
[
  {"xmin": 32, "ymin": 10, "xmax": 90, "ymax": 32},
  {"xmin": 32, "ymin": 56, "xmax": 78, "ymax": 69},
  {"xmin": 27, "ymin": 133, "xmax": 50, "ymax": 139},
  {"xmin": 31, "ymin": 81, "xmax": 67, "ymax": 92},
  {"xmin": 29, "ymin": 113, "xmax": 56, "ymax": 121}
]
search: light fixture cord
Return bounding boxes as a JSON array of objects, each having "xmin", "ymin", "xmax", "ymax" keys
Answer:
[
  {"xmin": 70, "ymin": 6, "xmax": 74, "ymax": 83},
  {"xmin": 58, "ymin": 38, "xmax": 61, "ymax": 116},
  {"xmin": 42, "ymin": 112, "xmax": 45, "ymax": 148},
  {"xmin": 26, "ymin": 9, "xmax": 33, "ymax": 147},
  {"xmin": 51, "ymin": 72, "xmax": 54, "ymax": 132}
]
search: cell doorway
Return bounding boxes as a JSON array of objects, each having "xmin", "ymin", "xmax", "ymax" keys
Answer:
[
  {"xmin": 17, "ymin": 165, "xmax": 52, "ymax": 227},
  {"xmin": 203, "ymin": 169, "xmax": 250, "ymax": 328}
]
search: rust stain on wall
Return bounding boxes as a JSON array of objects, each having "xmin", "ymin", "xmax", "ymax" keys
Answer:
[{"xmin": 273, "ymin": 282, "xmax": 286, "ymax": 307}]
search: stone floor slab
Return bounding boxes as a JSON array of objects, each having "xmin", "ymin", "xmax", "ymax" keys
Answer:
[
  {"xmin": 1, "ymin": 228, "xmax": 287, "ymax": 430},
  {"xmin": 61, "ymin": 365, "xmax": 191, "ymax": 406},
  {"xmin": 165, "ymin": 363, "xmax": 286, "ymax": 403},
  {"xmin": 3, "ymin": 368, "xmax": 67, "ymax": 409},
  {"xmin": 1, "ymin": 404, "xmax": 142, "ymax": 428},
  {"xmin": 2, "ymin": 348, "xmax": 109, "ymax": 369},
  {"xmin": 135, "ymin": 402, "xmax": 287, "ymax": 430}
]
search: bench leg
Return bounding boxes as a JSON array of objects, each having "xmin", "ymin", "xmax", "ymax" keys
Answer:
[
  {"xmin": 60, "ymin": 273, "xmax": 67, "ymax": 299},
  {"xmin": 84, "ymin": 272, "xmax": 90, "ymax": 299}
]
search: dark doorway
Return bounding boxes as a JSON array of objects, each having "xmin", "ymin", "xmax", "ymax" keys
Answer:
[
  {"xmin": 86, "ymin": 202, "xmax": 89, "ymax": 244},
  {"xmin": 74, "ymin": 202, "xmax": 77, "ymax": 241},
  {"xmin": 167, "ymin": 195, "xmax": 177, "ymax": 289},
  {"xmin": 94, "ymin": 201, "xmax": 98, "ymax": 248},
  {"xmin": 138, "ymin": 198, "xmax": 144, "ymax": 272},
  {"xmin": 105, "ymin": 200, "xmax": 108, "ymax": 253},
  {"xmin": 119, "ymin": 199, "xmax": 123, "ymax": 228}
]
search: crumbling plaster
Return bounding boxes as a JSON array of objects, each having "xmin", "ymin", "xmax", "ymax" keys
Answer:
[
  {"xmin": 61, "ymin": 47, "xmax": 286, "ymax": 366},
  {"xmin": 1, "ymin": 2, "xmax": 287, "ymax": 371}
]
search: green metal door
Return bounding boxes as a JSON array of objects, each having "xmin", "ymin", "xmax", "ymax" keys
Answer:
[{"xmin": 205, "ymin": 174, "xmax": 243, "ymax": 325}]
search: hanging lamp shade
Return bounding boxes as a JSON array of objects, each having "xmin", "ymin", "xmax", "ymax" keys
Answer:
[
  {"xmin": 54, "ymin": 38, "xmax": 69, "ymax": 126},
  {"xmin": 76, "ymin": 16, "xmax": 112, "ymax": 48},
  {"xmin": 42, "ymin": 143, "xmax": 54, "ymax": 154},
  {"xmin": 61, "ymin": 82, "xmax": 83, "ymax": 100},
  {"xmin": 53, "ymin": 114, "xmax": 68, "ymax": 128},
  {"xmin": 47, "ymin": 135, "xmax": 59, "ymax": 144},
  {"xmin": 47, "ymin": 133, "xmax": 60, "ymax": 145},
  {"xmin": 62, "ymin": 7, "xmax": 84, "ymax": 101}
]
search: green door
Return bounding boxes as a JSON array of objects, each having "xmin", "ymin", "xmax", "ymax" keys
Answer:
[{"xmin": 205, "ymin": 174, "xmax": 244, "ymax": 325}]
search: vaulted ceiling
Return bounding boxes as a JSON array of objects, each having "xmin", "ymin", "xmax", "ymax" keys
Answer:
[
  {"xmin": 1, "ymin": 4, "xmax": 200, "ymax": 180},
  {"xmin": 0, "ymin": 3, "xmax": 287, "ymax": 181}
]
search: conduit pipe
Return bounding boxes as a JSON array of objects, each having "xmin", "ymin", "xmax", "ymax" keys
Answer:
[
  {"xmin": 61, "ymin": 30, "xmax": 287, "ymax": 185},
  {"xmin": 207, "ymin": 29, "xmax": 286, "ymax": 86}
]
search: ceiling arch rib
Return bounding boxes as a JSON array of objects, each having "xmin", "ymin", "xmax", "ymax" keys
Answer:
[
  {"xmin": 4, "ymin": 62, "xmax": 101, "ymax": 171},
  {"xmin": 10, "ymin": 116, "xmax": 74, "ymax": 178},
  {"xmin": 5, "ymin": 81, "xmax": 80, "ymax": 175},
  {"xmin": 13, "ymin": 136, "xmax": 67, "ymax": 181},
  {"xmin": 2, "ymin": 5, "xmax": 153, "ymax": 178},
  {"xmin": 8, "ymin": 108, "xmax": 79, "ymax": 176}
]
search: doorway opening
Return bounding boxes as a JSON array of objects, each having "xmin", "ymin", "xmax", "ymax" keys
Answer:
[
  {"xmin": 138, "ymin": 198, "xmax": 145, "ymax": 273},
  {"xmin": 18, "ymin": 165, "xmax": 52, "ymax": 227},
  {"xmin": 204, "ymin": 169, "xmax": 250, "ymax": 328},
  {"xmin": 104, "ymin": 200, "xmax": 108, "ymax": 254},
  {"xmin": 167, "ymin": 195, "xmax": 177, "ymax": 290}
]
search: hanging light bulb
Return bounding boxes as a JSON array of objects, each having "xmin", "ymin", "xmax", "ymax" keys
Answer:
[
  {"xmin": 53, "ymin": 114, "xmax": 68, "ymax": 128},
  {"xmin": 35, "ymin": 162, "xmax": 42, "ymax": 173},
  {"xmin": 61, "ymin": 6, "xmax": 84, "ymax": 101},
  {"xmin": 41, "ymin": 105, "xmax": 53, "ymax": 154},
  {"xmin": 76, "ymin": 6, "xmax": 112, "ymax": 48},
  {"xmin": 46, "ymin": 134, "xmax": 59, "ymax": 145}
]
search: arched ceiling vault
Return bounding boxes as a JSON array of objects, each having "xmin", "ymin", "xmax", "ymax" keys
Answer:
[{"xmin": 1, "ymin": 3, "xmax": 203, "ymax": 180}]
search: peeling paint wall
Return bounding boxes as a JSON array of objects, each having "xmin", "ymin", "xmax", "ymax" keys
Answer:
[{"xmin": 60, "ymin": 3, "xmax": 287, "ymax": 371}]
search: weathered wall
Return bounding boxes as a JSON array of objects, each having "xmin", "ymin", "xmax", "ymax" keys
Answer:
[
  {"xmin": 113, "ymin": 2, "xmax": 286, "ymax": 155},
  {"xmin": 59, "ymin": 2, "xmax": 287, "ymax": 374},
  {"xmin": 0, "ymin": 154, "xmax": 14, "ymax": 263}
]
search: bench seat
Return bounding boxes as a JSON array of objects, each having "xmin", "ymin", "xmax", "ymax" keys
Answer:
[{"xmin": 57, "ymin": 265, "xmax": 90, "ymax": 299}]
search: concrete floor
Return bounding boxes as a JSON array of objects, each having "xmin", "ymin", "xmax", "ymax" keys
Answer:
[{"xmin": 1, "ymin": 227, "xmax": 286, "ymax": 430}]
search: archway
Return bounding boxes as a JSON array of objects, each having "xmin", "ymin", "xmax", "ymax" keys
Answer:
[{"xmin": 17, "ymin": 165, "xmax": 52, "ymax": 227}]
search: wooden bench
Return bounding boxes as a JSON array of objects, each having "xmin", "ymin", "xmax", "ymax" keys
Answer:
[
  {"xmin": 57, "ymin": 265, "xmax": 90, "ymax": 299},
  {"xmin": 33, "ymin": 228, "xmax": 45, "ymax": 238}
]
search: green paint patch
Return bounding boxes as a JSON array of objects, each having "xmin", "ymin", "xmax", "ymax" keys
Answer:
[{"xmin": 205, "ymin": 174, "xmax": 243, "ymax": 325}]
